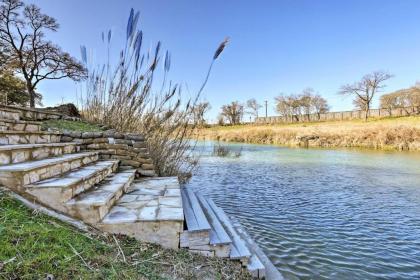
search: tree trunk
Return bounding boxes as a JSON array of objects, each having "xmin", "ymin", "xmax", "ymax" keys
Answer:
[
  {"xmin": 24, "ymin": 79, "xmax": 36, "ymax": 108},
  {"xmin": 365, "ymin": 105, "xmax": 369, "ymax": 121},
  {"xmin": 28, "ymin": 88, "xmax": 36, "ymax": 108}
]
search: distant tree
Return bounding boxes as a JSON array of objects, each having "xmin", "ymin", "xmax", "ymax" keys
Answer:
[
  {"xmin": 339, "ymin": 71, "xmax": 393, "ymax": 121},
  {"xmin": 311, "ymin": 94, "xmax": 329, "ymax": 119},
  {"xmin": 221, "ymin": 101, "xmax": 244, "ymax": 125},
  {"xmin": 217, "ymin": 114, "xmax": 225, "ymax": 126},
  {"xmin": 246, "ymin": 98, "xmax": 262, "ymax": 119},
  {"xmin": 0, "ymin": 70, "xmax": 41, "ymax": 105},
  {"xmin": 0, "ymin": 0, "xmax": 87, "ymax": 107},
  {"xmin": 275, "ymin": 90, "xmax": 329, "ymax": 121},
  {"xmin": 193, "ymin": 101, "xmax": 211, "ymax": 125},
  {"xmin": 380, "ymin": 86, "xmax": 420, "ymax": 115},
  {"xmin": 275, "ymin": 94, "xmax": 292, "ymax": 118}
]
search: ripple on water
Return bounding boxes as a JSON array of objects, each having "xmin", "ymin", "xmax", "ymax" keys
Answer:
[{"xmin": 187, "ymin": 142, "xmax": 420, "ymax": 279}]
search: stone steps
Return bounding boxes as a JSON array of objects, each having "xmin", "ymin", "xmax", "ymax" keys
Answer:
[
  {"xmin": 205, "ymin": 198, "xmax": 251, "ymax": 265},
  {"xmin": 180, "ymin": 190, "xmax": 268, "ymax": 278},
  {"xmin": 0, "ymin": 131, "xmax": 61, "ymax": 145},
  {"xmin": 66, "ymin": 169, "xmax": 136, "ymax": 224},
  {"xmin": 0, "ymin": 104, "xmax": 66, "ymax": 121},
  {"xmin": 0, "ymin": 118, "xmax": 42, "ymax": 132},
  {"xmin": 0, "ymin": 143, "xmax": 79, "ymax": 165},
  {"xmin": 0, "ymin": 151, "xmax": 99, "ymax": 190},
  {"xmin": 180, "ymin": 188, "xmax": 212, "ymax": 252},
  {"xmin": 0, "ymin": 107, "xmax": 21, "ymax": 121},
  {"xmin": 98, "ymin": 177, "xmax": 184, "ymax": 249},
  {"xmin": 197, "ymin": 194, "xmax": 232, "ymax": 258},
  {"xmin": 25, "ymin": 160, "xmax": 119, "ymax": 212},
  {"xmin": 247, "ymin": 255, "xmax": 266, "ymax": 279}
]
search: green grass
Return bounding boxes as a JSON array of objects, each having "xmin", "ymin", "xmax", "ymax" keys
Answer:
[
  {"xmin": 0, "ymin": 192, "xmax": 250, "ymax": 279},
  {"xmin": 41, "ymin": 120, "xmax": 103, "ymax": 132}
]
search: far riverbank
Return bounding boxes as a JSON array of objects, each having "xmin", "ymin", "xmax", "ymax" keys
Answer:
[{"xmin": 196, "ymin": 116, "xmax": 420, "ymax": 151}]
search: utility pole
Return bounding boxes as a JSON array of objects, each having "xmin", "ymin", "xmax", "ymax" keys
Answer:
[{"xmin": 265, "ymin": 100, "xmax": 268, "ymax": 118}]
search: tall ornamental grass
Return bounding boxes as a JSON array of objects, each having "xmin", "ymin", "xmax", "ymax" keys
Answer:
[{"xmin": 79, "ymin": 9, "xmax": 228, "ymax": 177}]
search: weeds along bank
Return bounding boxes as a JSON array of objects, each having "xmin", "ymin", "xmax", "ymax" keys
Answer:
[{"xmin": 197, "ymin": 116, "xmax": 420, "ymax": 151}]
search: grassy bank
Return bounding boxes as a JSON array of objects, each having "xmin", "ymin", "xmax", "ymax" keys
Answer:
[
  {"xmin": 0, "ymin": 192, "xmax": 250, "ymax": 279},
  {"xmin": 197, "ymin": 116, "xmax": 420, "ymax": 151}
]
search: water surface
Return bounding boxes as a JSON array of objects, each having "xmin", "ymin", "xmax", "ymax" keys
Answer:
[{"xmin": 186, "ymin": 142, "xmax": 420, "ymax": 279}]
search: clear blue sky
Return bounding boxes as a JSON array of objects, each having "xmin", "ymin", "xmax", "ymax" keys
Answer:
[{"xmin": 27, "ymin": 0, "xmax": 420, "ymax": 121}]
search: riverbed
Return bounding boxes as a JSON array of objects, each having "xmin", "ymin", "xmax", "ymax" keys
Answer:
[{"xmin": 185, "ymin": 142, "xmax": 420, "ymax": 279}]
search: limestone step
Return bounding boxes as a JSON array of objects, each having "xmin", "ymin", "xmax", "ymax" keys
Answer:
[
  {"xmin": 0, "ymin": 104, "xmax": 64, "ymax": 121},
  {"xmin": 0, "ymin": 108, "xmax": 21, "ymax": 121},
  {"xmin": 0, "ymin": 151, "xmax": 99, "ymax": 190},
  {"xmin": 66, "ymin": 169, "xmax": 136, "ymax": 224},
  {"xmin": 0, "ymin": 118, "xmax": 42, "ymax": 132},
  {"xmin": 98, "ymin": 177, "xmax": 184, "ymax": 249},
  {"xmin": 205, "ymin": 198, "xmax": 251, "ymax": 265},
  {"xmin": 247, "ymin": 255, "xmax": 266, "ymax": 279},
  {"xmin": 196, "ymin": 194, "xmax": 232, "ymax": 258},
  {"xmin": 0, "ymin": 143, "xmax": 79, "ymax": 165},
  {"xmin": 180, "ymin": 188, "xmax": 211, "ymax": 249},
  {"xmin": 0, "ymin": 131, "xmax": 61, "ymax": 145},
  {"xmin": 25, "ymin": 160, "xmax": 119, "ymax": 212}
]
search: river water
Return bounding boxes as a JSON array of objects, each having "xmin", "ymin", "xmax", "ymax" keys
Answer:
[{"xmin": 185, "ymin": 142, "xmax": 420, "ymax": 279}]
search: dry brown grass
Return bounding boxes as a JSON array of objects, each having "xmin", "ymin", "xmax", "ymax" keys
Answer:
[{"xmin": 197, "ymin": 116, "xmax": 420, "ymax": 151}]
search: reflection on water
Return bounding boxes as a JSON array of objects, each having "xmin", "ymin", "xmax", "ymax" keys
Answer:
[{"xmin": 186, "ymin": 142, "xmax": 420, "ymax": 279}]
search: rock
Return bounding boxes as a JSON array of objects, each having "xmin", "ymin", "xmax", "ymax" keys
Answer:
[
  {"xmin": 81, "ymin": 131, "xmax": 103, "ymax": 139},
  {"xmin": 61, "ymin": 136, "xmax": 73, "ymax": 142},
  {"xmin": 133, "ymin": 142, "xmax": 146, "ymax": 148},
  {"xmin": 121, "ymin": 160, "xmax": 141, "ymax": 168},
  {"xmin": 103, "ymin": 130, "xmax": 117, "ymax": 138},
  {"xmin": 141, "ymin": 163, "xmax": 155, "ymax": 170},
  {"xmin": 125, "ymin": 133, "xmax": 144, "ymax": 141}
]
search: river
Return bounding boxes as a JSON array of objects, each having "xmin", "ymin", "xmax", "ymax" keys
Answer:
[{"xmin": 185, "ymin": 141, "xmax": 420, "ymax": 279}]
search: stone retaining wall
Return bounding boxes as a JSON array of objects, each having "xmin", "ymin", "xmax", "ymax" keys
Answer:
[
  {"xmin": 60, "ymin": 130, "xmax": 156, "ymax": 177},
  {"xmin": 0, "ymin": 104, "xmax": 80, "ymax": 121}
]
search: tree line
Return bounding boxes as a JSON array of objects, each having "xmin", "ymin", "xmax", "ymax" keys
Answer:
[{"xmin": 210, "ymin": 70, "xmax": 420, "ymax": 125}]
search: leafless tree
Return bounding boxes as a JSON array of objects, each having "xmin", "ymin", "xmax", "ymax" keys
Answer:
[
  {"xmin": 339, "ymin": 71, "xmax": 393, "ymax": 121},
  {"xmin": 246, "ymin": 98, "xmax": 262, "ymax": 119},
  {"xmin": 275, "ymin": 90, "xmax": 330, "ymax": 121},
  {"xmin": 311, "ymin": 94, "xmax": 329, "ymax": 119},
  {"xmin": 193, "ymin": 101, "xmax": 211, "ymax": 126},
  {"xmin": 0, "ymin": 0, "xmax": 87, "ymax": 107},
  {"xmin": 380, "ymin": 86, "xmax": 420, "ymax": 115},
  {"xmin": 221, "ymin": 101, "xmax": 243, "ymax": 124}
]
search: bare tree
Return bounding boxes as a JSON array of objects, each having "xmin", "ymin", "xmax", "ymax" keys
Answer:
[
  {"xmin": 193, "ymin": 101, "xmax": 211, "ymax": 126},
  {"xmin": 339, "ymin": 71, "xmax": 393, "ymax": 121},
  {"xmin": 311, "ymin": 94, "xmax": 329, "ymax": 119},
  {"xmin": 275, "ymin": 94, "xmax": 292, "ymax": 119},
  {"xmin": 221, "ymin": 101, "xmax": 244, "ymax": 125},
  {"xmin": 275, "ymin": 90, "xmax": 330, "ymax": 122},
  {"xmin": 0, "ymin": 0, "xmax": 87, "ymax": 107},
  {"xmin": 300, "ymin": 88, "xmax": 314, "ymax": 119},
  {"xmin": 246, "ymin": 98, "xmax": 262, "ymax": 119}
]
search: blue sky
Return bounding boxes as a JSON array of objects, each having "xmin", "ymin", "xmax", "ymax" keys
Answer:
[{"xmin": 27, "ymin": 0, "xmax": 420, "ymax": 121}]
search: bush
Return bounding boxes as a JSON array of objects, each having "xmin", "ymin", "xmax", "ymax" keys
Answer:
[{"xmin": 212, "ymin": 142, "xmax": 242, "ymax": 158}]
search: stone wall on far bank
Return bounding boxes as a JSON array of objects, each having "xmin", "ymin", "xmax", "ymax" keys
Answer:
[{"xmin": 60, "ymin": 130, "xmax": 156, "ymax": 177}]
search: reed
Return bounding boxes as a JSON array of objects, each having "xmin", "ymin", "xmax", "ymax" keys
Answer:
[{"xmin": 78, "ymin": 9, "xmax": 227, "ymax": 177}]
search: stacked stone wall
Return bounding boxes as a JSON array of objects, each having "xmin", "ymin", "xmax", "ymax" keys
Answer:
[{"xmin": 60, "ymin": 130, "xmax": 156, "ymax": 177}]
